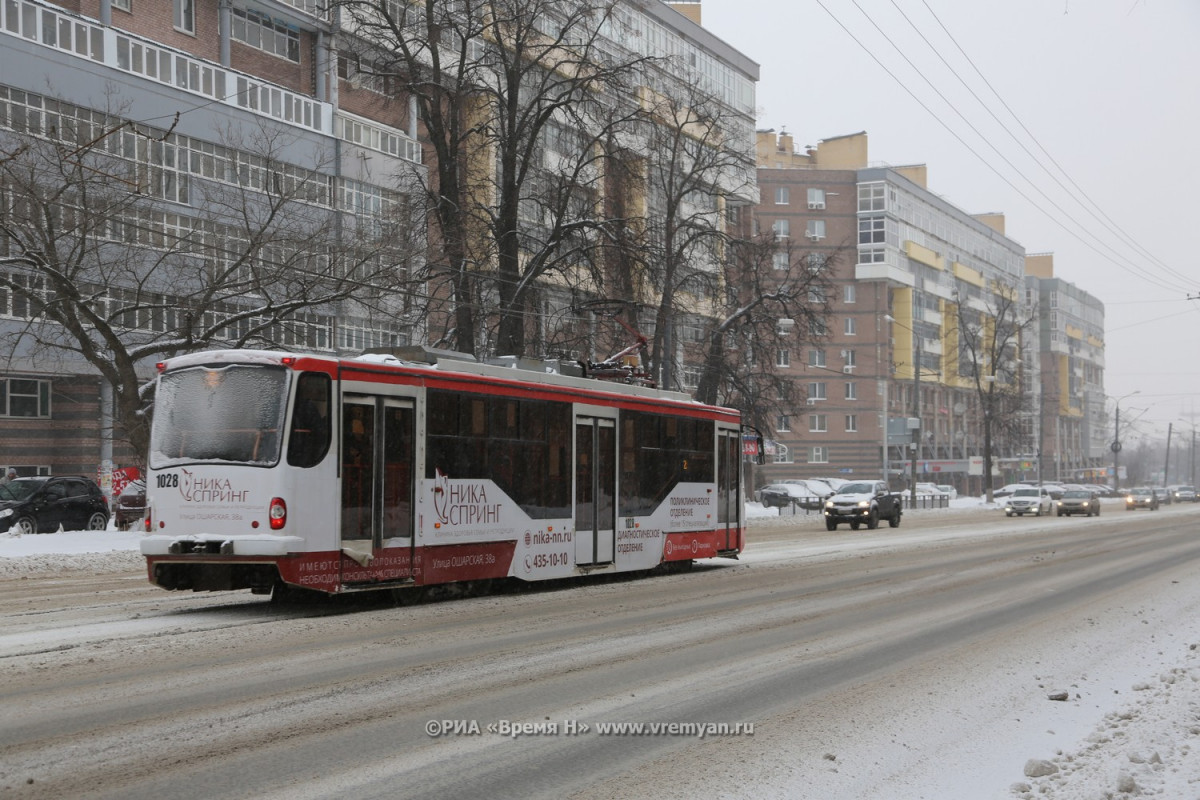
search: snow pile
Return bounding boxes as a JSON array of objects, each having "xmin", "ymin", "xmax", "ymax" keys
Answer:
[{"xmin": 0, "ymin": 529, "xmax": 144, "ymax": 579}]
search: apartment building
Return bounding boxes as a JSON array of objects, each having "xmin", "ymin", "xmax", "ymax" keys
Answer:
[
  {"xmin": 755, "ymin": 130, "xmax": 1047, "ymax": 494},
  {"xmin": 1026, "ymin": 254, "xmax": 1107, "ymax": 482}
]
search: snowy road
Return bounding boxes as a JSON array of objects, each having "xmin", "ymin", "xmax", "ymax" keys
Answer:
[{"xmin": 3, "ymin": 503, "xmax": 1200, "ymax": 799}]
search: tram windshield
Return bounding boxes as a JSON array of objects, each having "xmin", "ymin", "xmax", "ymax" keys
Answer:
[{"xmin": 150, "ymin": 364, "xmax": 288, "ymax": 468}]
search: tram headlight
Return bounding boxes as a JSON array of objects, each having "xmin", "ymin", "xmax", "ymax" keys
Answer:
[{"xmin": 269, "ymin": 497, "xmax": 287, "ymax": 530}]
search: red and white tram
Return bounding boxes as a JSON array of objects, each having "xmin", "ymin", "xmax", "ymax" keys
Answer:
[{"xmin": 140, "ymin": 348, "xmax": 746, "ymax": 596}]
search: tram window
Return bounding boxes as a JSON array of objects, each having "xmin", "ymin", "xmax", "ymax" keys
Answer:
[
  {"xmin": 426, "ymin": 390, "xmax": 569, "ymax": 518},
  {"xmin": 287, "ymin": 372, "xmax": 331, "ymax": 468},
  {"xmin": 619, "ymin": 411, "xmax": 715, "ymax": 516}
]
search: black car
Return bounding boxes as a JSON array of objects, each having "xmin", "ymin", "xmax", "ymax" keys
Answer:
[
  {"xmin": 113, "ymin": 479, "xmax": 147, "ymax": 530},
  {"xmin": 0, "ymin": 476, "xmax": 110, "ymax": 534}
]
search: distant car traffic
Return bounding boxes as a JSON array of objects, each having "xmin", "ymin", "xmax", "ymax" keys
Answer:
[
  {"xmin": 1004, "ymin": 487, "xmax": 1053, "ymax": 517},
  {"xmin": 935, "ymin": 485, "xmax": 958, "ymax": 500},
  {"xmin": 1056, "ymin": 489, "xmax": 1100, "ymax": 517},
  {"xmin": 1168, "ymin": 485, "xmax": 1197, "ymax": 503},
  {"xmin": 1152, "ymin": 487, "xmax": 1172, "ymax": 506},
  {"xmin": 1125, "ymin": 487, "xmax": 1160, "ymax": 511},
  {"xmin": 0, "ymin": 476, "xmax": 110, "ymax": 534}
]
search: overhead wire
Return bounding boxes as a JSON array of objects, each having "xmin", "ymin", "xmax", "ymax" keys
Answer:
[{"xmin": 811, "ymin": 0, "xmax": 1185, "ymax": 293}]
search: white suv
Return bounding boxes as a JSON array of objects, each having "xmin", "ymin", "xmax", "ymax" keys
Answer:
[{"xmin": 1004, "ymin": 487, "xmax": 1053, "ymax": 517}]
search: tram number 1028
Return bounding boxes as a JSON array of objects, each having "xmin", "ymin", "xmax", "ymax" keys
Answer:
[
  {"xmin": 531, "ymin": 552, "xmax": 570, "ymax": 569},
  {"xmin": 155, "ymin": 474, "xmax": 180, "ymax": 488}
]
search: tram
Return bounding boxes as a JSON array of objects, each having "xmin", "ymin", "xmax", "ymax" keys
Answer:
[{"xmin": 140, "ymin": 348, "xmax": 746, "ymax": 596}]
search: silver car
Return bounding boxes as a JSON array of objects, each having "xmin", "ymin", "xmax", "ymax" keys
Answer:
[{"xmin": 1004, "ymin": 487, "xmax": 1053, "ymax": 517}]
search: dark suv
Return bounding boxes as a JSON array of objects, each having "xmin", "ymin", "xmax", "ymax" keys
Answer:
[
  {"xmin": 0, "ymin": 476, "xmax": 110, "ymax": 534},
  {"xmin": 822, "ymin": 480, "xmax": 902, "ymax": 531}
]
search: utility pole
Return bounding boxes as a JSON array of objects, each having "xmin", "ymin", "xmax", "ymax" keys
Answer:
[
  {"xmin": 910, "ymin": 335, "xmax": 921, "ymax": 508},
  {"xmin": 1163, "ymin": 423, "xmax": 1173, "ymax": 487},
  {"xmin": 1113, "ymin": 391, "xmax": 1139, "ymax": 493}
]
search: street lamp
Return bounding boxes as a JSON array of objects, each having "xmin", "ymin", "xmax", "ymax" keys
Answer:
[{"xmin": 1112, "ymin": 390, "xmax": 1140, "ymax": 493}]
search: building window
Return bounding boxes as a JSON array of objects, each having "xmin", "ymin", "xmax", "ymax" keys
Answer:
[
  {"xmin": 113, "ymin": 0, "xmax": 132, "ymax": 11},
  {"xmin": 844, "ymin": 284, "xmax": 856, "ymax": 303},
  {"xmin": 807, "ymin": 188, "xmax": 826, "ymax": 209},
  {"xmin": 809, "ymin": 414, "xmax": 827, "ymax": 433},
  {"xmin": 777, "ymin": 415, "xmax": 790, "ymax": 432},
  {"xmin": 772, "ymin": 251, "xmax": 789, "ymax": 271},
  {"xmin": 810, "ymin": 446, "xmax": 829, "ymax": 464},
  {"xmin": 845, "ymin": 317, "xmax": 857, "ymax": 335},
  {"xmin": 174, "ymin": 0, "xmax": 195, "ymax": 34},
  {"xmin": 808, "ymin": 286, "xmax": 826, "ymax": 304},
  {"xmin": 1, "ymin": 378, "xmax": 51, "ymax": 418},
  {"xmin": 773, "ymin": 219, "xmax": 789, "ymax": 239},
  {"xmin": 806, "ymin": 219, "xmax": 826, "ymax": 241},
  {"xmin": 808, "ymin": 382, "xmax": 827, "ymax": 401},
  {"xmin": 233, "ymin": 8, "xmax": 302, "ymax": 62},
  {"xmin": 859, "ymin": 216, "xmax": 887, "ymax": 245},
  {"xmin": 777, "ymin": 350, "xmax": 790, "ymax": 368},
  {"xmin": 858, "ymin": 247, "xmax": 887, "ymax": 264},
  {"xmin": 844, "ymin": 350, "xmax": 857, "ymax": 370},
  {"xmin": 845, "ymin": 414, "xmax": 858, "ymax": 432},
  {"xmin": 775, "ymin": 186, "xmax": 790, "ymax": 205},
  {"xmin": 774, "ymin": 443, "xmax": 793, "ymax": 464},
  {"xmin": 809, "ymin": 318, "xmax": 827, "ymax": 337},
  {"xmin": 806, "ymin": 252, "xmax": 825, "ymax": 273},
  {"xmin": 858, "ymin": 182, "xmax": 886, "ymax": 212},
  {"xmin": 809, "ymin": 349, "xmax": 826, "ymax": 368},
  {"xmin": 845, "ymin": 382, "xmax": 857, "ymax": 400}
]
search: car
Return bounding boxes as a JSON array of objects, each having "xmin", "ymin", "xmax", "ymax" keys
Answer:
[
  {"xmin": 1125, "ymin": 487, "xmax": 1159, "ymax": 511},
  {"xmin": 1152, "ymin": 487, "xmax": 1172, "ymax": 506},
  {"xmin": 1168, "ymin": 485, "xmax": 1197, "ymax": 503},
  {"xmin": 759, "ymin": 483, "xmax": 822, "ymax": 509},
  {"xmin": 992, "ymin": 484, "xmax": 1026, "ymax": 500},
  {"xmin": 1084, "ymin": 483, "xmax": 1115, "ymax": 498},
  {"xmin": 1004, "ymin": 487, "xmax": 1053, "ymax": 517},
  {"xmin": 1056, "ymin": 489, "xmax": 1100, "ymax": 517},
  {"xmin": 823, "ymin": 480, "xmax": 902, "ymax": 531},
  {"xmin": 915, "ymin": 482, "xmax": 944, "ymax": 495},
  {"xmin": 112, "ymin": 479, "xmax": 146, "ymax": 530},
  {"xmin": 0, "ymin": 476, "xmax": 110, "ymax": 534},
  {"xmin": 935, "ymin": 484, "xmax": 958, "ymax": 500}
]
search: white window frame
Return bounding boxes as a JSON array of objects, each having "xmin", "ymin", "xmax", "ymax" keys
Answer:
[
  {"xmin": 845, "ymin": 317, "xmax": 857, "ymax": 336},
  {"xmin": 807, "ymin": 187, "xmax": 826, "ymax": 209},
  {"xmin": 775, "ymin": 186, "xmax": 790, "ymax": 205},
  {"xmin": 806, "ymin": 219, "xmax": 826, "ymax": 241},
  {"xmin": 845, "ymin": 414, "xmax": 858, "ymax": 432},
  {"xmin": 774, "ymin": 443, "xmax": 793, "ymax": 464},
  {"xmin": 772, "ymin": 251, "xmax": 789, "ymax": 271},
  {"xmin": 810, "ymin": 446, "xmax": 829, "ymax": 464},
  {"xmin": 809, "ymin": 414, "xmax": 828, "ymax": 433},
  {"xmin": 809, "ymin": 349, "xmax": 826, "ymax": 368},
  {"xmin": 808, "ymin": 382, "xmax": 827, "ymax": 401},
  {"xmin": 174, "ymin": 0, "xmax": 195, "ymax": 34},
  {"xmin": 776, "ymin": 349, "xmax": 790, "ymax": 368},
  {"xmin": 777, "ymin": 414, "xmax": 791, "ymax": 433},
  {"xmin": 844, "ymin": 284, "xmax": 856, "ymax": 303},
  {"xmin": 845, "ymin": 382, "xmax": 857, "ymax": 400},
  {"xmin": 773, "ymin": 219, "xmax": 789, "ymax": 239}
]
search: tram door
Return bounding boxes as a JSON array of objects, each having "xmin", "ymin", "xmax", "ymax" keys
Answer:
[
  {"xmin": 575, "ymin": 415, "xmax": 616, "ymax": 565},
  {"xmin": 340, "ymin": 396, "xmax": 415, "ymax": 577},
  {"xmin": 716, "ymin": 428, "xmax": 742, "ymax": 550}
]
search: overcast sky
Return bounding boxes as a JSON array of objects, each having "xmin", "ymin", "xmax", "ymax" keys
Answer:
[{"xmin": 700, "ymin": 0, "xmax": 1199, "ymax": 442}]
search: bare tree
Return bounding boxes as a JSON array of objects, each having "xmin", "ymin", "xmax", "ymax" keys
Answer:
[
  {"xmin": 0, "ymin": 101, "xmax": 420, "ymax": 455},
  {"xmin": 632, "ymin": 80, "xmax": 756, "ymax": 391},
  {"xmin": 336, "ymin": 0, "xmax": 651, "ymax": 358},
  {"xmin": 696, "ymin": 237, "xmax": 835, "ymax": 432},
  {"xmin": 953, "ymin": 287, "xmax": 1035, "ymax": 501}
]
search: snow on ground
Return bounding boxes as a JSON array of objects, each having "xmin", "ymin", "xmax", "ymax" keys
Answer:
[{"xmin": 4, "ymin": 499, "xmax": 1200, "ymax": 799}]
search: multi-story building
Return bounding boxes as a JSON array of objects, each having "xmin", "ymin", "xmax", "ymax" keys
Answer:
[
  {"xmin": 754, "ymin": 130, "xmax": 1055, "ymax": 495},
  {"xmin": 1026, "ymin": 254, "xmax": 1107, "ymax": 482},
  {"xmin": 0, "ymin": 0, "xmax": 759, "ymax": 484}
]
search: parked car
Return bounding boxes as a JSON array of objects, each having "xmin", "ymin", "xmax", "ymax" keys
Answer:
[
  {"xmin": 0, "ymin": 476, "xmax": 110, "ymax": 534},
  {"xmin": 1168, "ymin": 485, "xmax": 1197, "ymax": 503},
  {"xmin": 992, "ymin": 484, "xmax": 1026, "ymax": 500},
  {"xmin": 1084, "ymin": 484, "xmax": 1115, "ymax": 498},
  {"xmin": 760, "ymin": 483, "xmax": 822, "ymax": 509},
  {"xmin": 822, "ymin": 480, "xmax": 902, "ymax": 531},
  {"xmin": 1004, "ymin": 487, "xmax": 1053, "ymax": 517},
  {"xmin": 935, "ymin": 485, "xmax": 958, "ymax": 500},
  {"xmin": 1125, "ymin": 487, "xmax": 1160, "ymax": 511},
  {"xmin": 1056, "ymin": 489, "xmax": 1100, "ymax": 517},
  {"xmin": 915, "ymin": 482, "xmax": 944, "ymax": 495},
  {"xmin": 112, "ymin": 479, "xmax": 147, "ymax": 530}
]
